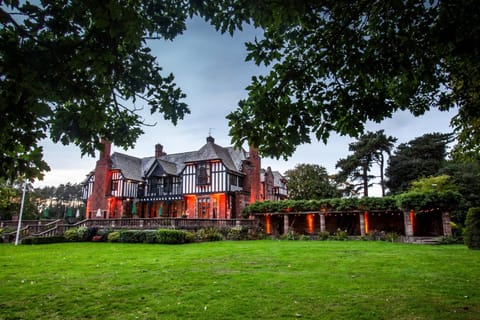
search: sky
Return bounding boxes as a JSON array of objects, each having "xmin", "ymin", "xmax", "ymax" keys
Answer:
[{"xmin": 35, "ymin": 17, "xmax": 456, "ymax": 196}]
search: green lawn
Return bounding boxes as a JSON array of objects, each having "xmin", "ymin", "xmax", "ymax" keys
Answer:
[{"xmin": 0, "ymin": 241, "xmax": 479, "ymax": 320}]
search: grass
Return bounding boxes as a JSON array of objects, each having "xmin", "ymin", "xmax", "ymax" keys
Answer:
[{"xmin": 0, "ymin": 241, "xmax": 479, "ymax": 320}]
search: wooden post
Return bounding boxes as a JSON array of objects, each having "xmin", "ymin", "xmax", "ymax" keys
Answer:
[{"xmin": 442, "ymin": 211, "xmax": 452, "ymax": 236}]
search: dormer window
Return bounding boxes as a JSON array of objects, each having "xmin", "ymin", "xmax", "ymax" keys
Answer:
[{"xmin": 196, "ymin": 162, "xmax": 211, "ymax": 185}]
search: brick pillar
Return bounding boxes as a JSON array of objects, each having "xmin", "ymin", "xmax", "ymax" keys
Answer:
[
  {"xmin": 360, "ymin": 212, "xmax": 366, "ymax": 236},
  {"xmin": 283, "ymin": 214, "xmax": 289, "ymax": 234},
  {"xmin": 319, "ymin": 213, "xmax": 326, "ymax": 233},
  {"xmin": 442, "ymin": 211, "xmax": 452, "ymax": 236},
  {"xmin": 403, "ymin": 210, "xmax": 414, "ymax": 237}
]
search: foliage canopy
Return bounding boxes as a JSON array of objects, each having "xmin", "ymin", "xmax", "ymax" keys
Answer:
[
  {"xmin": 227, "ymin": 1, "xmax": 480, "ymax": 160},
  {"xmin": 2, "ymin": 1, "xmax": 479, "ymax": 182},
  {"xmin": 285, "ymin": 163, "xmax": 337, "ymax": 200}
]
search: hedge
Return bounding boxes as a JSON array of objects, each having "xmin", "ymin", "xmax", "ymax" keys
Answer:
[
  {"xmin": 464, "ymin": 207, "xmax": 480, "ymax": 249},
  {"xmin": 242, "ymin": 192, "xmax": 462, "ymax": 217},
  {"xmin": 22, "ymin": 236, "xmax": 66, "ymax": 245}
]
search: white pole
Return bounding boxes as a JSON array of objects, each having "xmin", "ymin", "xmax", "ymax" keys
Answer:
[{"xmin": 15, "ymin": 180, "xmax": 27, "ymax": 246}]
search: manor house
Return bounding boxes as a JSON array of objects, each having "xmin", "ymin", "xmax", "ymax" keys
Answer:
[{"xmin": 82, "ymin": 136, "xmax": 287, "ymax": 219}]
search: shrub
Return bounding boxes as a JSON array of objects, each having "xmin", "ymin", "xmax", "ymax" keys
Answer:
[
  {"xmin": 144, "ymin": 230, "xmax": 158, "ymax": 243},
  {"xmin": 77, "ymin": 226, "xmax": 98, "ymax": 241},
  {"xmin": 157, "ymin": 229, "xmax": 192, "ymax": 244},
  {"xmin": 64, "ymin": 228, "xmax": 81, "ymax": 242},
  {"xmin": 119, "ymin": 230, "xmax": 146, "ymax": 243},
  {"xmin": 333, "ymin": 229, "xmax": 348, "ymax": 241},
  {"xmin": 195, "ymin": 227, "xmax": 223, "ymax": 242},
  {"xmin": 23, "ymin": 236, "xmax": 65, "ymax": 244},
  {"xmin": 464, "ymin": 207, "xmax": 480, "ymax": 249},
  {"xmin": 299, "ymin": 234, "xmax": 312, "ymax": 241},
  {"xmin": 286, "ymin": 230, "xmax": 297, "ymax": 240},
  {"xmin": 385, "ymin": 232, "xmax": 399, "ymax": 242},
  {"xmin": 227, "ymin": 226, "xmax": 248, "ymax": 240},
  {"xmin": 107, "ymin": 231, "xmax": 120, "ymax": 242},
  {"xmin": 318, "ymin": 231, "xmax": 330, "ymax": 240},
  {"xmin": 96, "ymin": 229, "xmax": 112, "ymax": 242},
  {"xmin": 439, "ymin": 235, "xmax": 459, "ymax": 244}
]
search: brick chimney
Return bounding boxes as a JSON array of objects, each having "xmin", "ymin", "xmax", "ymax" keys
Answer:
[
  {"xmin": 88, "ymin": 139, "xmax": 112, "ymax": 219},
  {"xmin": 155, "ymin": 143, "xmax": 166, "ymax": 158},
  {"xmin": 248, "ymin": 146, "xmax": 261, "ymax": 204}
]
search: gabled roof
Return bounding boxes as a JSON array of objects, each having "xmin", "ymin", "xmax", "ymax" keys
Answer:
[
  {"xmin": 98, "ymin": 137, "xmax": 247, "ymax": 181},
  {"xmin": 111, "ymin": 153, "xmax": 143, "ymax": 181},
  {"xmin": 144, "ymin": 158, "xmax": 178, "ymax": 177},
  {"xmin": 193, "ymin": 140, "xmax": 244, "ymax": 172}
]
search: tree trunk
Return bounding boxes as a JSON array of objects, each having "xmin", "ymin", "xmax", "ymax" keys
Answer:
[
  {"xmin": 380, "ymin": 153, "xmax": 385, "ymax": 197},
  {"xmin": 363, "ymin": 163, "xmax": 369, "ymax": 197}
]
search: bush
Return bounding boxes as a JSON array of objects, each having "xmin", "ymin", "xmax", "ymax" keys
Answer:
[
  {"xmin": 64, "ymin": 228, "xmax": 81, "ymax": 242},
  {"xmin": 385, "ymin": 232, "xmax": 399, "ymax": 242},
  {"xmin": 107, "ymin": 231, "xmax": 120, "ymax": 242},
  {"xmin": 318, "ymin": 231, "xmax": 330, "ymax": 240},
  {"xmin": 333, "ymin": 229, "xmax": 348, "ymax": 241},
  {"xmin": 22, "ymin": 236, "xmax": 65, "ymax": 244},
  {"xmin": 77, "ymin": 226, "xmax": 98, "ymax": 241},
  {"xmin": 119, "ymin": 230, "xmax": 146, "ymax": 243},
  {"xmin": 96, "ymin": 229, "xmax": 112, "ymax": 242},
  {"xmin": 195, "ymin": 227, "xmax": 223, "ymax": 242},
  {"xmin": 227, "ymin": 226, "xmax": 249, "ymax": 240},
  {"xmin": 157, "ymin": 229, "xmax": 192, "ymax": 244},
  {"xmin": 144, "ymin": 230, "xmax": 158, "ymax": 243},
  {"xmin": 299, "ymin": 234, "xmax": 312, "ymax": 241},
  {"xmin": 464, "ymin": 207, "xmax": 480, "ymax": 249},
  {"xmin": 286, "ymin": 230, "xmax": 297, "ymax": 240}
]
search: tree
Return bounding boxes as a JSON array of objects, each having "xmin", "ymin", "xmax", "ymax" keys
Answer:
[
  {"xmin": 1, "ymin": 1, "xmax": 196, "ymax": 181},
  {"xmin": 409, "ymin": 175, "xmax": 458, "ymax": 193},
  {"xmin": 3, "ymin": 1, "xmax": 479, "ymax": 181},
  {"xmin": 336, "ymin": 131, "xmax": 396, "ymax": 196},
  {"xmin": 439, "ymin": 158, "xmax": 480, "ymax": 224},
  {"xmin": 464, "ymin": 207, "xmax": 480, "ymax": 250},
  {"xmin": 284, "ymin": 164, "xmax": 337, "ymax": 200},
  {"xmin": 226, "ymin": 1, "xmax": 480, "ymax": 159},
  {"xmin": 0, "ymin": 179, "xmax": 37, "ymax": 220},
  {"xmin": 385, "ymin": 133, "xmax": 451, "ymax": 194}
]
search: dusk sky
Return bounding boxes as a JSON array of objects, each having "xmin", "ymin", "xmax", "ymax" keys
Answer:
[{"xmin": 35, "ymin": 17, "xmax": 456, "ymax": 196}]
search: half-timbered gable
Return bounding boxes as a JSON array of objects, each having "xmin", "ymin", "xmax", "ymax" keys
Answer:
[
  {"xmin": 82, "ymin": 173, "xmax": 94, "ymax": 201},
  {"xmin": 143, "ymin": 159, "xmax": 182, "ymax": 201},
  {"xmin": 109, "ymin": 153, "xmax": 143, "ymax": 199},
  {"xmin": 273, "ymin": 171, "xmax": 288, "ymax": 200}
]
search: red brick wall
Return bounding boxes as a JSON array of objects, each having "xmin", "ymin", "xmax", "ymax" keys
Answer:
[{"xmin": 87, "ymin": 141, "xmax": 112, "ymax": 219}]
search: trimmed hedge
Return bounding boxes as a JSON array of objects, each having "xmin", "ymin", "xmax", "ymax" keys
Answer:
[
  {"xmin": 119, "ymin": 230, "xmax": 147, "ymax": 243},
  {"xmin": 464, "ymin": 207, "xmax": 480, "ymax": 249},
  {"xmin": 22, "ymin": 236, "xmax": 66, "ymax": 245},
  {"xmin": 242, "ymin": 192, "xmax": 462, "ymax": 217},
  {"xmin": 157, "ymin": 229, "xmax": 193, "ymax": 244}
]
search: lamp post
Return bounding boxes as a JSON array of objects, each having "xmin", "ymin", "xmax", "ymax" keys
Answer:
[{"xmin": 15, "ymin": 180, "xmax": 27, "ymax": 246}]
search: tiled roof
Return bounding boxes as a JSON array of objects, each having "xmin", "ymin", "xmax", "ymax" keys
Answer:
[
  {"xmin": 111, "ymin": 153, "xmax": 143, "ymax": 181},
  {"xmin": 108, "ymin": 137, "xmax": 246, "ymax": 179}
]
